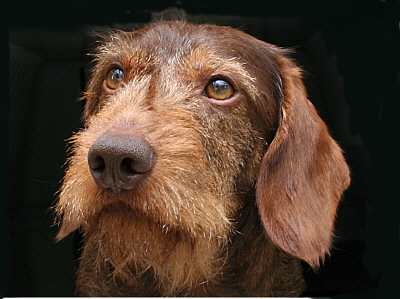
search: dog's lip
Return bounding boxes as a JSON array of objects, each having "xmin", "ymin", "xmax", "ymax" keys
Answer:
[
  {"xmin": 94, "ymin": 200, "xmax": 165, "ymax": 231},
  {"xmin": 94, "ymin": 200, "xmax": 139, "ymax": 222}
]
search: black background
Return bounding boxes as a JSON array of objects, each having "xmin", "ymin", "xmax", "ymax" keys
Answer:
[{"xmin": 3, "ymin": 0, "xmax": 400, "ymax": 297}]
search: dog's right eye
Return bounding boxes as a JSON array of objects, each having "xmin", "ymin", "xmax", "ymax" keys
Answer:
[{"xmin": 105, "ymin": 67, "xmax": 124, "ymax": 90}]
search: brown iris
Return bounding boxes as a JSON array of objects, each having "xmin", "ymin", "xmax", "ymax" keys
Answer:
[
  {"xmin": 106, "ymin": 67, "xmax": 124, "ymax": 90},
  {"xmin": 204, "ymin": 79, "xmax": 235, "ymax": 100}
]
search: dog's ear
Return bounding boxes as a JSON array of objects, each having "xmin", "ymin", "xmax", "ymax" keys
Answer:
[{"xmin": 256, "ymin": 51, "xmax": 350, "ymax": 268}]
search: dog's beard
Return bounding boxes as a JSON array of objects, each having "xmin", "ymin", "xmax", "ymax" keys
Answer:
[
  {"xmin": 60, "ymin": 175, "xmax": 233, "ymax": 295},
  {"xmin": 80, "ymin": 201, "xmax": 231, "ymax": 295},
  {"xmin": 56, "ymin": 126, "xmax": 237, "ymax": 294}
]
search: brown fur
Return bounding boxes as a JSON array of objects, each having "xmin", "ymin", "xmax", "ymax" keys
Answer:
[{"xmin": 55, "ymin": 21, "xmax": 350, "ymax": 296}]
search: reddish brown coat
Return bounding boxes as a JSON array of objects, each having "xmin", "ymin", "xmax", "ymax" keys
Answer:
[{"xmin": 55, "ymin": 21, "xmax": 350, "ymax": 296}]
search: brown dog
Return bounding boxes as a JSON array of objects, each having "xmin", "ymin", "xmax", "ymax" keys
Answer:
[{"xmin": 55, "ymin": 21, "xmax": 350, "ymax": 296}]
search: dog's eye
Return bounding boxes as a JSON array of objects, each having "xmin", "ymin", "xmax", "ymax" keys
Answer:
[
  {"xmin": 106, "ymin": 67, "xmax": 124, "ymax": 90},
  {"xmin": 204, "ymin": 79, "xmax": 235, "ymax": 100}
]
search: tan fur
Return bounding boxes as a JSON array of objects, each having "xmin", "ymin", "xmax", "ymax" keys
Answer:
[{"xmin": 55, "ymin": 21, "xmax": 350, "ymax": 296}]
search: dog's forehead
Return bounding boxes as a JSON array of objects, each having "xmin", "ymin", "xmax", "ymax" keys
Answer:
[
  {"xmin": 134, "ymin": 22, "xmax": 250, "ymax": 57},
  {"xmin": 102, "ymin": 22, "xmax": 266, "ymax": 69}
]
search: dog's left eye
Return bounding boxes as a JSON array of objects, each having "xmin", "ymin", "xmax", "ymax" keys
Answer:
[
  {"xmin": 204, "ymin": 79, "xmax": 235, "ymax": 100},
  {"xmin": 106, "ymin": 67, "xmax": 124, "ymax": 90}
]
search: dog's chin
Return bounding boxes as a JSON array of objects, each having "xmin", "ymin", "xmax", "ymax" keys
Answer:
[
  {"xmin": 88, "ymin": 190, "xmax": 230, "ymax": 251},
  {"xmin": 88, "ymin": 200, "xmax": 173, "ymax": 253},
  {"xmin": 84, "ymin": 193, "xmax": 228, "ymax": 295}
]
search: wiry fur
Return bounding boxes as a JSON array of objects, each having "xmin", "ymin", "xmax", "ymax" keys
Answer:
[{"xmin": 55, "ymin": 21, "xmax": 350, "ymax": 296}]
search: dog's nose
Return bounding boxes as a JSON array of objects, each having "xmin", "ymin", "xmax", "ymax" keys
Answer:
[{"xmin": 88, "ymin": 132, "xmax": 154, "ymax": 193}]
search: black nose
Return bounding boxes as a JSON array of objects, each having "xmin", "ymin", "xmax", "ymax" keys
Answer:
[{"xmin": 88, "ymin": 132, "xmax": 154, "ymax": 193}]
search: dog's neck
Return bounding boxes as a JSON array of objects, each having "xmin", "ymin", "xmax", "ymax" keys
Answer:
[{"xmin": 75, "ymin": 196, "xmax": 304, "ymax": 296}]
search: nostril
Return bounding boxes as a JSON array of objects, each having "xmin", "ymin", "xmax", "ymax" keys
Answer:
[
  {"xmin": 120, "ymin": 157, "xmax": 137, "ymax": 176},
  {"xmin": 90, "ymin": 156, "xmax": 106, "ymax": 172}
]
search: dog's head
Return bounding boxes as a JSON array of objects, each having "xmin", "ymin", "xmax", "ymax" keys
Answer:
[{"xmin": 56, "ymin": 21, "xmax": 350, "ymax": 269}]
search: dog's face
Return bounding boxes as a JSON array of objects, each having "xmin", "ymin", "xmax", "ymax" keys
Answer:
[
  {"xmin": 56, "ymin": 21, "xmax": 350, "ymax": 286},
  {"xmin": 57, "ymin": 22, "xmax": 280, "ymax": 238}
]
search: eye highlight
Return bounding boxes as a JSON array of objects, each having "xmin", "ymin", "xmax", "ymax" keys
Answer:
[
  {"xmin": 204, "ymin": 79, "xmax": 235, "ymax": 100},
  {"xmin": 105, "ymin": 67, "xmax": 124, "ymax": 90}
]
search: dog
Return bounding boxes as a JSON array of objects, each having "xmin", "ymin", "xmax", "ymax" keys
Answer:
[{"xmin": 55, "ymin": 21, "xmax": 350, "ymax": 296}]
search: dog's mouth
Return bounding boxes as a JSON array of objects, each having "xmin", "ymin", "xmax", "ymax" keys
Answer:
[
  {"xmin": 95, "ymin": 201, "xmax": 139, "ymax": 219},
  {"xmin": 92, "ymin": 199, "xmax": 185, "ymax": 240}
]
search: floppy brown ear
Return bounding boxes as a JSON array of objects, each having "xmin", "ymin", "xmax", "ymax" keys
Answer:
[{"xmin": 256, "ymin": 51, "xmax": 350, "ymax": 268}]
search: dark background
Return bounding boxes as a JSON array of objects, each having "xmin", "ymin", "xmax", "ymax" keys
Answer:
[{"xmin": 3, "ymin": 0, "xmax": 400, "ymax": 297}]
